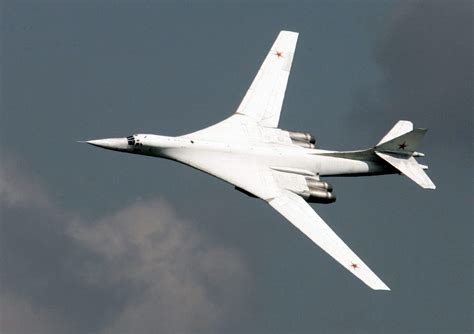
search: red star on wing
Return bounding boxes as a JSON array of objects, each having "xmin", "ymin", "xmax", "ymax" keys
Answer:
[
  {"xmin": 275, "ymin": 51, "xmax": 283, "ymax": 58},
  {"xmin": 398, "ymin": 141, "xmax": 408, "ymax": 150},
  {"xmin": 350, "ymin": 262, "xmax": 359, "ymax": 270}
]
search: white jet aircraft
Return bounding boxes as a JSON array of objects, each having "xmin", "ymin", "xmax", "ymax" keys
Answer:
[{"xmin": 84, "ymin": 31, "xmax": 435, "ymax": 290}]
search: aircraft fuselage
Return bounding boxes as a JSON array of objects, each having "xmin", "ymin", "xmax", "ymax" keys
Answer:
[{"xmin": 88, "ymin": 134, "xmax": 395, "ymax": 187}]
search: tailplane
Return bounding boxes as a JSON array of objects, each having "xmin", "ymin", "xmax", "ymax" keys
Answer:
[{"xmin": 375, "ymin": 121, "xmax": 436, "ymax": 189}]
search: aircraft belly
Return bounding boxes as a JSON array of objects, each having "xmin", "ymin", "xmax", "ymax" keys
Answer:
[
  {"xmin": 157, "ymin": 144, "xmax": 391, "ymax": 195},
  {"xmin": 162, "ymin": 147, "xmax": 281, "ymax": 199},
  {"xmin": 313, "ymin": 156, "xmax": 390, "ymax": 176}
]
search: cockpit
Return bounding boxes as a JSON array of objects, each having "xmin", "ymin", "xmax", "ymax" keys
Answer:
[
  {"xmin": 126, "ymin": 135, "xmax": 135, "ymax": 145},
  {"xmin": 127, "ymin": 135, "xmax": 143, "ymax": 146}
]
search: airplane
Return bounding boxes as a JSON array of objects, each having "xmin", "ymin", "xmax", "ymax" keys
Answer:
[{"xmin": 83, "ymin": 31, "xmax": 435, "ymax": 290}]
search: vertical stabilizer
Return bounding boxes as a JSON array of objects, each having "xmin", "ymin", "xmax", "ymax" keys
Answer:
[
  {"xmin": 377, "ymin": 120, "xmax": 413, "ymax": 146},
  {"xmin": 375, "ymin": 128, "xmax": 427, "ymax": 154}
]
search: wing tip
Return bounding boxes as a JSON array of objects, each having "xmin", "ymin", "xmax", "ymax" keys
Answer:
[
  {"xmin": 417, "ymin": 176, "xmax": 436, "ymax": 190},
  {"xmin": 375, "ymin": 284, "xmax": 391, "ymax": 291},
  {"xmin": 279, "ymin": 30, "xmax": 299, "ymax": 37},
  {"xmin": 398, "ymin": 120, "xmax": 414, "ymax": 126},
  {"xmin": 359, "ymin": 273, "xmax": 391, "ymax": 291},
  {"xmin": 370, "ymin": 282, "xmax": 391, "ymax": 291}
]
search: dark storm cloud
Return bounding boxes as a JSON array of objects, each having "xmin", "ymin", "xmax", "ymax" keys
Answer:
[
  {"xmin": 350, "ymin": 0, "xmax": 472, "ymax": 152},
  {"xmin": 0, "ymin": 157, "xmax": 250, "ymax": 334},
  {"xmin": 338, "ymin": 2, "xmax": 473, "ymax": 333}
]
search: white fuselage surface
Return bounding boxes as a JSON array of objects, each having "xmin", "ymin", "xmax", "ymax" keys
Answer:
[{"xmin": 133, "ymin": 134, "xmax": 389, "ymax": 178}]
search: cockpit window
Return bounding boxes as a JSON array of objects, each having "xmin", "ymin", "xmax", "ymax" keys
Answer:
[{"xmin": 127, "ymin": 135, "xmax": 135, "ymax": 146}]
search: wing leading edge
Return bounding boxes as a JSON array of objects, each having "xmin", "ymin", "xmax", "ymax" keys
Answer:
[{"xmin": 268, "ymin": 190, "xmax": 391, "ymax": 290}]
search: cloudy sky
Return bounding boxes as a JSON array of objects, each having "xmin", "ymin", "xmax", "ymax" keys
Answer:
[{"xmin": 1, "ymin": 1, "xmax": 472, "ymax": 333}]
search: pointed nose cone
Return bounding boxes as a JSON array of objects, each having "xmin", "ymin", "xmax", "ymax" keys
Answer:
[{"xmin": 85, "ymin": 138, "xmax": 128, "ymax": 151}]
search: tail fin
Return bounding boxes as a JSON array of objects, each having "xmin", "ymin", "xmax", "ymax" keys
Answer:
[
  {"xmin": 376, "ymin": 120, "xmax": 413, "ymax": 146},
  {"xmin": 375, "ymin": 121, "xmax": 436, "ymax": 189},
  {"xmin": 376, "ymin": 128, "xmax": 427, "ymax": 155}
]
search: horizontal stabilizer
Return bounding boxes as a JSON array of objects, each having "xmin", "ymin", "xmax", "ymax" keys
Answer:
[{"xmin": 375, "ymin": 151, "xmax": 436, "ymax": 189}]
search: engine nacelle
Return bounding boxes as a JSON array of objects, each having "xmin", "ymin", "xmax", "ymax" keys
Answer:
[
  {"xmin": 301, "ymin": 188, "xmax": 336, "ymax": 204},
  {"xmin": 288, "ymin": 131, "xmax": 316, "ymax": 145},
  {"xmin": 297, "ymin": 177, "xmax": 335, "ymax": 204},
  {"xmin": 305, "ymin": 177, "xmax": 333, "ymax": 191}
]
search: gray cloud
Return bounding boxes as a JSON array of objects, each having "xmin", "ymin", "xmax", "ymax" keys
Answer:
[
  {"xmin": 0, "ymin": 158, "xmax": 250, "ymax": 334},
  {"xmin": 349, "ymin": 0, "xmax": 472, "ymax": 153},
  {"xmin": 0, "ymin": 154, "xmax": 51, "ymax": 208},
  {"xmin": 337, "ymin": 3, "xmax": 473, "ymax": 333},
  {"xmin": 0, "ymin": 293, "xmax": 68, "ymax": 334},
  {"xmin": 72, "ymin": 200, "xmax": 249, "ymax": 334}
]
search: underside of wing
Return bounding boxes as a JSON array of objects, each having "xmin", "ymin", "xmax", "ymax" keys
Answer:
[
  {"xmin": 236, "ymin": 31, "xmax": 298, "ymax": 128},
  {"xmin": 177, "ymin": 147, "xmax": 390, "ymax": 290},
  {"xmin": 268, "ymin": 190, "xmax": 391, "ymax": 290}
]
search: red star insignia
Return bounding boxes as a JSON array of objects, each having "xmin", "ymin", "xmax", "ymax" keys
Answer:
[
  {"xmin": 350, "ymin": 262, "xmax": 359, "ymax": 270},
  {"xmin": 398, "ymin": 141, "xmax": 408, "ymax": 150},
  {"xmin": 275, "ymin": 51, "xmax": 283, "ymax": 58}
]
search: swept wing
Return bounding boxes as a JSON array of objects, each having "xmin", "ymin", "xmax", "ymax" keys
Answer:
[
  {"xmin": 269, "ymin": 189, "xmax": 390, "ymax": 290},
  {"xmin": 185, "ymin": 31, "xmax": 298, "ymax": 142},
  {"xmin": 235, "ymin": 30, "xmax": 298, "ymax": 128}
]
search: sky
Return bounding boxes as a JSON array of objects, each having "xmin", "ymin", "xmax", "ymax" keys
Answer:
[{"xmin": 0, "ymin": 1, "xmax": 472, "ymax": 333}]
